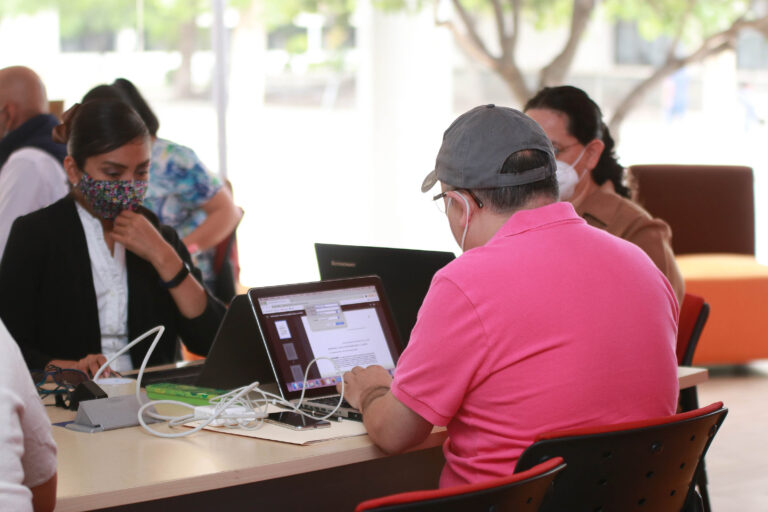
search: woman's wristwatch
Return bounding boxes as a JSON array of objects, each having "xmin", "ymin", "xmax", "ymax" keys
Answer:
[{"xmin": 159, "ymin": 261, "xmax": 191, "ymax": 289}]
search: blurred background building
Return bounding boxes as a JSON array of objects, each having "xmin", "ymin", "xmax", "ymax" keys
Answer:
[{"xmin": 2, "ymin": 0, "xmax": 767, "ymax": 287}]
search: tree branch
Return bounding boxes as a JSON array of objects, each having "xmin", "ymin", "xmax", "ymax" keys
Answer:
[
  {"xmin": 491, "ymin": 0, "xmax": 510, "ymax": 59},
  {"xmin": 450, "ymin": 0, "xmax": 499, "ymax": 69},
  {"xmin": 609, "ymin": 14, "xmax": 768, "ymax": 134},
  {"xmin": 508, "ymin": 0, "xmax": 521, "ymax": 54},
  {"xmin": 538, "ymin": 0, "xmax": 596, "ymax": 89},
  {"xmin": 665, "ymin": 0, "xmax": 697, "ymax": 63},
  {"xmin": 433, "ymin": 0, "xmax": 530, "ymax": 102}
]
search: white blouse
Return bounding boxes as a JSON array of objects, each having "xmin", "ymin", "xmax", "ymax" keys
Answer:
[{"xmin": 75, "ymin": 202, "xmax": 133, "ymax": 372}]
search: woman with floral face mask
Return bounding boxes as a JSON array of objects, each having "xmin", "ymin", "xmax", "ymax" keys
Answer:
[
  {"xmin": 524, "ymin": 86, "xmax": 684, "ymax": 306},
  {"xmin": 0, "ymin": 99, "xmax": 225, "ymax": 377}
]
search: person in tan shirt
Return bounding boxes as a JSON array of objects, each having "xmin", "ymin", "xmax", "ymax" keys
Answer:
[{"xmin": 525, "ymin": 85, "xmax": 684, "ymax": 305}]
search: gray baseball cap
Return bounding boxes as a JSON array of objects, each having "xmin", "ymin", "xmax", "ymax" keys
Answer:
[{"xmin": 421, "ymin": 104, "xmax": 556, "ymax": 193}]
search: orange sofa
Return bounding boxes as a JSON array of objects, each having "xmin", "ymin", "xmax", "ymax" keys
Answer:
[
  {"xmin": 629, "ymin": 165, "xmax": 768, "ymax": 364},
  {"xmin": 675, "ymin": 254, "xmax": 768, "ymax": 364}
]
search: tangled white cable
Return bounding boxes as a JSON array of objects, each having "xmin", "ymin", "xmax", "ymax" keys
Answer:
[{"xmin": 92, "ymin": 325, "xmax": 347, "ymax": 438}]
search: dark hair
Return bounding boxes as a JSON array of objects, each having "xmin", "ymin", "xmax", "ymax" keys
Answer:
[
  {"xmin": 111, "ymin": 78, "xmax": 159, "ymax": 137},
  {"xmin": 67, "ymin": 99, "xmax": 149, "ymax": 169},
  {"xmin": 81, "ymin": 84, "xmax": 123, "ymax": 104},
  {"xmin": 524, "ymin": 86, "xmax": 630, "ymax": 198},
  {"xmin": 82, "ymin": 79, "xmax": 159, "ymax": 137},
  {"xmin": 472, "ymin": 149, "xmax": 558, "ymax": 213}
]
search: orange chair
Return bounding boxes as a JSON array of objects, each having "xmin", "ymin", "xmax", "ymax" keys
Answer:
[
  {"xmin": 354, "ymin": 457, "xmax": 565, "ymax": 512},
  {"xmin": 629, "ymin": 164, "xmax": 768, "ymax": 364},
  {"xmin": 515, "ymin": 402, "xmax": 728, "ymax": 512}
]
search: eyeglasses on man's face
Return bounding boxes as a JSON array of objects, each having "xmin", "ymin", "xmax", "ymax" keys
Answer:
[{"xmin": 432, "ymin": 188, "xmax": 484, "ymax": 214}]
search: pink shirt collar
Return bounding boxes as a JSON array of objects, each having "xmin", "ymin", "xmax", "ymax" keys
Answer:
[{"xmin": 491, "ymin": 201, "xmax": 584, "ymax": 241}]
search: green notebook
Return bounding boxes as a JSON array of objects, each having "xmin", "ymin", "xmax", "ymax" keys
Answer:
[{"xmin": 145, "ymin": 383, "xmax": 227, "ymax": 406}]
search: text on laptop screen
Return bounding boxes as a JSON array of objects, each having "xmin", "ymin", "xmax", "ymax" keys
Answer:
[{"xmin": 255, "ymin": 285, "xmax": 399, "ymax": 393}]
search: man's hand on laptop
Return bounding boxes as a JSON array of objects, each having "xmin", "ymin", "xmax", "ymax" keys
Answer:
[
  {"xmin": 337, "ymin": 365, "xmax": 392, "ymax": 412},
  {"xmin": 338, "ymin": 366, "xmax": 432, "ymax": 454}
]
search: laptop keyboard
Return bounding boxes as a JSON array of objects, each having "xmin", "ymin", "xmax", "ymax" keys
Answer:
[
  {"xmin": 313, "ymin": 396, "xmax": 354, "ymax": 409},
  {"xmin": 300, "ymin": 396, "xmax": 362, "ymax": 421}
]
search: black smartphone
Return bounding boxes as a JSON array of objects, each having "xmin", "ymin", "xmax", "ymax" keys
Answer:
[{"xmin": 265, "ymin": 411, "xmax": 332, "ymax": 430}]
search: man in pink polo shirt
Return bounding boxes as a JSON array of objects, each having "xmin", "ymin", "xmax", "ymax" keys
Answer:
[{"xmin": 339, "ymin": 104, "xmax": 679, "ymax": 487}]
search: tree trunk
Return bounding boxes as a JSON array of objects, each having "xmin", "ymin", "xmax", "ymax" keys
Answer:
[
  {"xmin": 538, "ymin": 0, "xmax": 595, "ymax": 88},
  {"xmin": 607, "ymin": 63, "xmax": 678, "ymax": 136},
  {"xmin": 498, "ymin": 63, "xmax": 532, "ymax": 105}
]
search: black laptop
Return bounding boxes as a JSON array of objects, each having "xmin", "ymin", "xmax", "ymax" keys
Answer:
[
  {"xmin": 195, "ymin": 294, "xmax": 275, "ymax": 390},
  {"xmin": 247, "ymin": 276, "xmax": 403, "ymax": 420},
  {"xmin": 314, "ymin": 243, "xmax": 455, "ymax": 344},
  {"xmin": 128, "ymin": 295, "xmax": 275, "ymax": 391}
]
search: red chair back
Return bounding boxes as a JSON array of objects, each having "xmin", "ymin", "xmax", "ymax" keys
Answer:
[
  {"xmin": 355, "ymin": 457, "xmax": 565, "ymax": 512},
  {"xmin": 211, "ymin": 206, "xmax": 243, "ymax": 303},
  {"xmin": 677, "ymin": 293, "xmax": 710, "ymax": 365},
  {"xmin": 515, "ymin": 402, "xmax": 727, "ymax": 512}
]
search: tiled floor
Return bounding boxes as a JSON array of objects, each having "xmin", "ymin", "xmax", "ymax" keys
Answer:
[{"xmin": 697, "ymin": 364, "xmax": 768, "ymax": 511}]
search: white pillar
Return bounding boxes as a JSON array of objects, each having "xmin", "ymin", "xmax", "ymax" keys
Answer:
[
  {"xmin": 212, "ymin": 0, "xmax": 229, "ymax": 180},
  {"xmin": 356, "ymin": 1, "xmax": 455, "ymax": 251}
]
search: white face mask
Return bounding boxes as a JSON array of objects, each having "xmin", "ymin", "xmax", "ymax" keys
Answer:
[{"xmin": 555, "ymin": 147, "xmax": 586, "ymax": 201}]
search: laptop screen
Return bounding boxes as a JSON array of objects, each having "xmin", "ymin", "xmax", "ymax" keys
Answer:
[
  {"xmin": 247, "ymin": 276, "xmax": 402, "ymax": 401},
  {"xmin": 315, "ymin": 243, "xmax": 455, "ymax": 345}
]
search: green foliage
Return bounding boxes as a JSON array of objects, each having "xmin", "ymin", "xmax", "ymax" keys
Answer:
[
  {"xmin": 0, "ymin": 0, "xmax": 135, "ymax": 38},
  {"xmin": 141, "ymin": 0, "xmax": 206, "ymax": 50},
  {"xmin": 263, "ymin": 0, "xmax": 356, "ymax": 29},
  {"xmin": 525, "ymin": 0, "xmax": 580, "ymax": 30},
  {"xmin": 373, "ymin": 0, "xmax": 574, "ymax": 28},
  {"xmin": 0, "ymin": 0, "xmax": 56, "ymax": 16},
  {"xmin": 2, "ymin": 0, "xmax": 760, "ymax": 55},
  {"xmin": 372, "ymin": 0, "xmax": 427, "ymax": 13},
  {"xmin": 285, "ymin": 32, "xmax": 309, "ymax": 54},
  {"xmin": 603, "ymin": 0, "xmax": 753, "ymax": 42},
  {"xmin": 0, "ymin": 0, "xmax": 251, "ymax": 49}
]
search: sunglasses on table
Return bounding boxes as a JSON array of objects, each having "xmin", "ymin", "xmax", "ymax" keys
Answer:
[{"xmin": 31, "ymin": 364, "xmax": 89, "ymax": 409}]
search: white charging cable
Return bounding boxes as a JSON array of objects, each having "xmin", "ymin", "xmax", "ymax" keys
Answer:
[{"xmin": 92, "ymin": 325, "xmax": 347, "ymax": 438}]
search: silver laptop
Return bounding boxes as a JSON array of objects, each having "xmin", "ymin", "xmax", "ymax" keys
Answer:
[{"xmin": 247, "ymin": 276, "xmax": 403, "ymax": 420}]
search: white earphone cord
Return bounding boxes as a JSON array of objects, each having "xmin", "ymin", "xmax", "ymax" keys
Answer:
[{"xmin": 93, "ymin": 325, "xmax": 347, "ymax": 438}]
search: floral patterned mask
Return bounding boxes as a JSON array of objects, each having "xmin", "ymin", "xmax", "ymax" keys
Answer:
[{"xmin": 77, "ymin": 173, "xmax": 148, "ymax": 220}]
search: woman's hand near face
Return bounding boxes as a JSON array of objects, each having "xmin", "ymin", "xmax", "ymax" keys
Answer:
[
  {"xmin": 112, "ymin": 210, "xmax": 176, "ymax": 268},
  {"xmin": 113, "ymin": 209, "xmax": 208, "ymax": 319}
]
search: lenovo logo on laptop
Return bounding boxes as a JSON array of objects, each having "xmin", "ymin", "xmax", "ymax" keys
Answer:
[{"xmin": 330, "ymin": 260, "xmax": 356, "ymax": 268}]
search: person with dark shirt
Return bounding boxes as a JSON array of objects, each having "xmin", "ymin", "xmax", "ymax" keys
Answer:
[{"xmin": 0, "ymin": 99, "xmax": 224, "ymax": 375}]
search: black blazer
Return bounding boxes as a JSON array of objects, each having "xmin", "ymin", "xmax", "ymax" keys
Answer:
[{"xmin": 0, "ymin": 196, "xmax": 225, "ymax": 370}]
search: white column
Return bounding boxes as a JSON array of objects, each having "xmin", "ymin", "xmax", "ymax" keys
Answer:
[
  {"xmin": 212, "ymin": 0, "xmax": 229, "ymax": 180},
  {"xmin": 356, "ymin": 0, "xmax": 456, "ymax": 252}
]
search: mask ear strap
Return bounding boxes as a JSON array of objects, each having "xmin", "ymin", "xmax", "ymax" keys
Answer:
[
  {"xmin": 571, "ymin": 146, "xmax": 587, "ymax": 168},
  {"xmin": 454, "ymin": 191, "xmax": 470, "ymax": 252}
]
